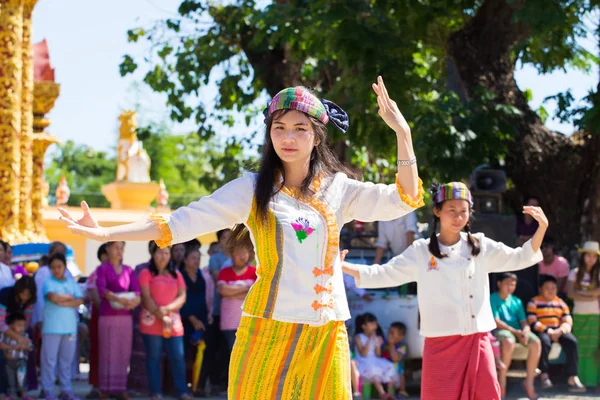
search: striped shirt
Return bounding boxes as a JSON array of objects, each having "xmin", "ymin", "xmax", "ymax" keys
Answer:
[{"xmin": 526, "ymin": 295, "xmax": 572, "ymax": 333}]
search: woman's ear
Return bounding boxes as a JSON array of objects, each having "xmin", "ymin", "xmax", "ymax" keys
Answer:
[{"xmin": 433, "ymin": 206, "xmax": 441, "ymax": 218}]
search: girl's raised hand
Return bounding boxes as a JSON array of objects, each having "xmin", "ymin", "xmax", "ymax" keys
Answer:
[
  {"xmin": 58, "ymin": 201, "xmax": 108, "ymax": 241},
  {"xmin": 372, "ymin": 76, "xmax": 410, "ymax": 137},
  {"xmin": 523, "ymin": 206, "xmax": 548, "ymax": 229}
]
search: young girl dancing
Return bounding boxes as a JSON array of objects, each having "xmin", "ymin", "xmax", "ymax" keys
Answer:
[
  {"xmin": 343, "ymin": 182, "xmax": 547, "ymax": 400},
  {"xmin": 58, "ymin": 77, "xmax": 424, "ymax": 400}
]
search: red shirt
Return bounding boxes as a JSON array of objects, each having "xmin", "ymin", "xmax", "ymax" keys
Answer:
[
  {"xmin": 217, "ymin": 266, "xmax": 257, "ymax": 330},
  {"xmin": 139, "ymin": 269, "xmax": 186, "ymax": 337}
]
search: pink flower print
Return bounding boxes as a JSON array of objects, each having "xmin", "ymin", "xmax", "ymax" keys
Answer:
[{"xmin": 291, "ymin": 217, "xmax": 314, "ymax": 243}]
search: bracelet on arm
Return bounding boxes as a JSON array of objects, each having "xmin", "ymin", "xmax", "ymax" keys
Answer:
[{"xmin": 397, "ymin": 157, "xmax": 417, "ymax": 167}]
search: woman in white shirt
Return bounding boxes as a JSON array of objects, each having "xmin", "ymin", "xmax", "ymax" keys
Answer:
[
  {"xmin": 343, "ymin": 182, "xmax": 548, "ymax": 400},
  {"xmin": 57, "ymin": 77, "xmax": 424, "ymax": 400},
  {"xmin": 566, "ymin": 241, "xmax": 600, "ymax": 389}
]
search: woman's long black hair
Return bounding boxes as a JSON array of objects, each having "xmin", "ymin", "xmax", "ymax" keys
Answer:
[
  {"xmin": 428, "ymin": 186, "xmax": 481, "ymax": 259},
  {"xmin": 148, "ymin": 244, "xmax": 177, "ymax": 278}
]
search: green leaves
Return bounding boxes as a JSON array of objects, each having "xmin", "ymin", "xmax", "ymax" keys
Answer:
[
  {"xmin": 119, "ymin": 0, "xmax": 597, "ymax": 187},
  {"xmin": 119, "ymin": 55, "xmax": 138, "ymax": 76},
  {"xmin": 45, "ymin": 141, "xmax": 116, "ymax": 208},
  {"xmin": 127, "ymin": 28, "xmax": 145, "ymax": 43}
]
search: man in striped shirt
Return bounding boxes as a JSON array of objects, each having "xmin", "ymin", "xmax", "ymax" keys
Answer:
[{"xmin": 527, "ymin": 274, "xmax": 585, "ymax": 392}]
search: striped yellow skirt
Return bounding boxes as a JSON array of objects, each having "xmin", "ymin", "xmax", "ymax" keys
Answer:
[{"xmin": 228, "ymin": 316, "xmax": 352, "ymax": 400}]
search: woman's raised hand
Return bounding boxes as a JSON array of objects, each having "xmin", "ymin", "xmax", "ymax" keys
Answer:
[
  {"xmin": 372, "ymin": 76, "xmax": 410, "ymax": 137},
  {"xmin": 58, "ymin": 201, "xmax": 108, "ymax": 241}
]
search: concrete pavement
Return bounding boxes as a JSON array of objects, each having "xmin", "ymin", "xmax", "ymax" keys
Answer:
[{"xmin": 27, "ymin": 365, "xmax": 600, "ymax": 400}]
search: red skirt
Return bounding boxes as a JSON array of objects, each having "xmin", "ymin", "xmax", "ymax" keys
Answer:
[{"xmin": 421, "ymin": 332, "xmax": 500, "ymax": 400}]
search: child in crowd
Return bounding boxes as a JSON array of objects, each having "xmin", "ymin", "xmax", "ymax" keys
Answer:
[
  {"xmin": 354, "ymin": 313, "xmax": 399, "ymax": 400},
  {"xmin": 1, "ymin": 313, "xmax": 32, "ymax": 399},
  {"xmin": 491, "ymin": 272, "xmax": 540, "ymax": 399},
  {"xmin": 383, "ymin": 322, "xmax": 409, "ymax": 398},
  {"xmin": 528, "ymin": 275, "xmax": 585, "ymax": 392},
  {"xmin": 40, "ymin": 253, "xmax": 84, "ymax": 400},
  {"xmin": 217, "ymin": 234, "xmax": 257, "ymax": 352}
]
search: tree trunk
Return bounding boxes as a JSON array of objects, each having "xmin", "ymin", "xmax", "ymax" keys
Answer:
[{"xmin": 446, "ymin": 0, "xmax": 600, "ymax": 249}]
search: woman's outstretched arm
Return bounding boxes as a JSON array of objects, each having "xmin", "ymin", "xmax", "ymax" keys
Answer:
[
  {"xmin": 59, "ymin": 204, "xmax": 161, "ymax": 242},
  {"xmin": 59, "ymin": 172, "xmax": 256, "ymax": 246}
]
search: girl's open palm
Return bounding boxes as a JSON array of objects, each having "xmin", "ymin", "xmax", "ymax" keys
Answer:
[
  {"xmin": 58, "ymin": 201, "xmax": 108, "ymax": 241},
  {"xmin": 372, "ymin": 76, "xmax": 410, "ymax": 136}
]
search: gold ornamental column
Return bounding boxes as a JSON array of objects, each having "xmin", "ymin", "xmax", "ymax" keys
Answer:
[
  {"xmin": 31, "ymin": 82, "xmax": 60, "ymax": 242},
  {"xmin": 18, "ymin": 0, "xmax": 39, "ymax": 242},
  {"xmin": 0, "ymin": 0, "xmax": 24, "ymax": 243}
]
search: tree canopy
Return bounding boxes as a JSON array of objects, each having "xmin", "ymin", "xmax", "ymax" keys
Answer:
[{"xmin": 119, "ymin": 0, "xmax": 600, "ymax": 246}]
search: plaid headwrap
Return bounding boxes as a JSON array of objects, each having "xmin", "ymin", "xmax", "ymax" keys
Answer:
[
  {"xmin": 264, "ymin": 87, "xmax": 349, "ymax": 133},
  {"xmin": 431, "ymin": 182, "xmax": 473, "ymax": 206}
]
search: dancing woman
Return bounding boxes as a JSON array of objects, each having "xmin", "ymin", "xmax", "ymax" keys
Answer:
[
  {"xmin": 343, "ymin": 183, "xmax": 548, "ymax": 400},
  {"xmin": 59, "ymin": 77, "xmax": 423, "ymax": 400}
]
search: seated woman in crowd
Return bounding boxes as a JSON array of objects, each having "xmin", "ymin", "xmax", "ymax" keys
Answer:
[
  {"xmin": 138, "ymin": 245, "xmax": 191, "ymax": 400},
  {"xmin": 490, "ymin": 272, "xmax": 541, "ymax": 399},
  {"xmin": 527, "ymin": 274, "xmax": 585, "ymax": 392},
  {"xmin": 566, "ymin": 241, "xmax": 600, "ymax": 389}
]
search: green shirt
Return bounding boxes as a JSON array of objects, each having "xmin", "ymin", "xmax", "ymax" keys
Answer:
[{"xmin": 490, "ymin": 292, "xmax": 526, "ymax": 330}]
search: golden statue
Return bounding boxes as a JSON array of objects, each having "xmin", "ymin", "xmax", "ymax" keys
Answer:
[
  {"xmin": 55, "ymin": 175, "xmax": 70, "ymax": 206},
  {"xmin": 157, "ymin": 179, "xmax": 169, "ymax": 207},
  {"xmin": 117, "ymin": 111, "xmax": 151, "ymax": 183},
  {"xmin": 102, "ymin": 111, "xmax": 159, "ymax": 210}
]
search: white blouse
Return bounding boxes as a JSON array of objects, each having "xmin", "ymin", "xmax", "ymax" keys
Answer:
[
  {"xmin": 153, "ymin": 172, "xmax": 422, "ymax": 326},
  {"xmin": 356, "ymin": 232, "xmax": 542, "ymax": 337}
]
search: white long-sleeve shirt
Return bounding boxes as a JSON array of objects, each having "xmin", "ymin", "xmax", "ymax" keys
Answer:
[
  {"xmin": 356, "ymin": 232, "xmax": 542, "ymax": 337},
  {"xmin": 153, "ymin": 172, "xmax": 423, "ymax": 326}
]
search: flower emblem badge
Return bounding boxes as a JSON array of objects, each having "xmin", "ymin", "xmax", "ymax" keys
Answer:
[
  {"xmin": 427, "ymin": 256, "xmax": 439, "ymax": 271},
  {"xmin": 291, "ymin": 217, "xmax": 314, "ymax": 243}
]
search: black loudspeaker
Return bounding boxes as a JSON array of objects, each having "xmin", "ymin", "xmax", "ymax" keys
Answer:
[
  {"xmin": 472, "ymin": 192, "xmax": 503, "ymax": 214},
  {"xmin": 470, "ymin": 168, "xmax": 507, "ymax": 214},
  {"xmin": 471, "ymin": 169, "xmax": 507, "ymax": 193}
]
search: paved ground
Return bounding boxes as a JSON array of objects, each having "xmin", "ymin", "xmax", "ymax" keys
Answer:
[{"xmin": 28, "ymin": 365, "xmax": 600, "ymax": 399}]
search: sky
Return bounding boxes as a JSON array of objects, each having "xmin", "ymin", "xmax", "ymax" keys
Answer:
[{"xmin": 32, "ymin": 0, "xmax": 599, "ymax": 157}]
